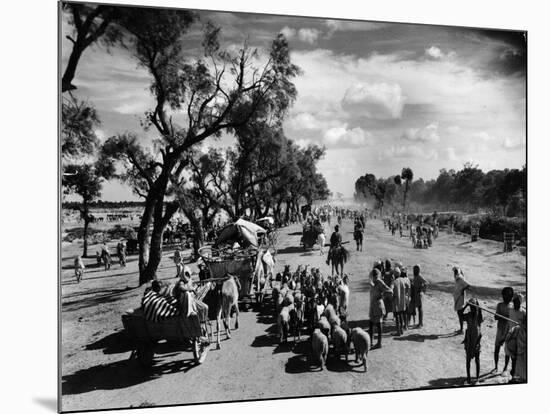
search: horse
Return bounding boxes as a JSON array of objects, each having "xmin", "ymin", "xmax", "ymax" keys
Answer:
[{"xmin": 328, "ymin": 246, "xmax": 349, "ymax": 276}]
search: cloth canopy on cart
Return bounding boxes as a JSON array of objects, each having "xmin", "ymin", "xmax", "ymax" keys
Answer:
[{"xmin": 216, "ymin": 218, "xmax": 267, "ymax": 247}]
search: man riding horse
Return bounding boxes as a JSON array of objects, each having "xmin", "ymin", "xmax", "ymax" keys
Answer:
[
  {"xmin": 326, "ymin": 225, "xmax": 349, "ymax": 275},
  {"xmin": 326, "ymin": 225, "xmax": 342, "ymax": 265}
]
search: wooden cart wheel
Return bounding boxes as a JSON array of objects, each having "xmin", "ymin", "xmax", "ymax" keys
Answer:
[{"xmin": 136, "ymin": 343, "xmax": 154, "ymax": 368}]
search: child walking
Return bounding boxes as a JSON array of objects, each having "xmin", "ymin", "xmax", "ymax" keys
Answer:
[
  {"xmin": 462, "ymin": 298, "xmax": 483, "ymax": 384},
  {"xmin": 493, "ymin": 287, "xmax": 514, "ymax": 373}
]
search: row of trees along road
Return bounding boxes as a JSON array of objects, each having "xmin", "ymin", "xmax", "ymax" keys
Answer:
[
  {"xmin": 354, "ymin": 163, "xmax": 526, "ymax": 217},
  {"xmin": 61, "ymin": 3, "xmax": 330, "ymax": 285}
]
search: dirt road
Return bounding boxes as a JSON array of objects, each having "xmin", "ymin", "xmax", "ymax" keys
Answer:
[{"xmin": 60, "ymin": 218, "xmax": 526, "ymax": 412}]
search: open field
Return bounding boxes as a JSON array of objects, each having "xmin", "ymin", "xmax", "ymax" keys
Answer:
[{"xmin": 60, "ymin": 217, "xmax": 526, "ymax": 412}]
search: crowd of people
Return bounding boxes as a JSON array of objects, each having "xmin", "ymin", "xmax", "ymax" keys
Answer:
[
  {"xmin": 384, "ymin": 215, "xmax": 438, "ymax": 249},
  {"xmin": 367, "ymin": 261, "xmax": 428, "ymax": 348},
  {"xmin": 452, "ymin": 267, "xmax": 527, "ymax": 384}
]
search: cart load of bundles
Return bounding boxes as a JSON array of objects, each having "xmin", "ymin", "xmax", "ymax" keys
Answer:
[{"xmin": 197, "ymin": 218, "xmax": 274, "ymax": 296}]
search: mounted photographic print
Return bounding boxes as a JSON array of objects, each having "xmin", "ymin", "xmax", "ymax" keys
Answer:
[{"xmin": 60, "ymin": 1, "xmax": 527, "ymax": 412}]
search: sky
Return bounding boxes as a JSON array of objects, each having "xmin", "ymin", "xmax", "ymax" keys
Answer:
[{"xmin": 61, "ymin": 5, "xmax": 526, "ymax": 200}]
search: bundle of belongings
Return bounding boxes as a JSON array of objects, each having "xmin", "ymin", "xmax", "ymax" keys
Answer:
[
  {"xmin": 142, "ymin": 279, "xmax": 210, "ymax": 325},
  {"xmin": 216, "ymin": 218, "xmax": 267, "ymax": 248}
]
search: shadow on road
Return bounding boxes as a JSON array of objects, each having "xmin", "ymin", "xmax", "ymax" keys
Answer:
[
  {"xmin": 421, "ymin": 376, "xmax": 467, "ymax": 388},
  {"xmin": 251, "ymin": 334, "xmax": 279, "ymax": 348},
  {"xmin": 62, "ymin": 356, "xmax": 199, "ymax": 395},
  {"xmin": 62, "ymin": 286, "xmax": 139, "ymax": 312},
  {"xmin": 393, "ymin": 332, "xmax": 456, "ymax": 342},
  {"xmin": 277, "ymin": 246, "xmax": 307, "ymax": 255},
  {"xmin": 285, "ymin": 354, "xmax": 311, "ymax": 373},
  {"xmin": 86, "ymin": 330, "xmax": 134, "ymax": 355},
  {"xmin": 428, "ymin": 281, "xmax": 507, "ymax": 300}
]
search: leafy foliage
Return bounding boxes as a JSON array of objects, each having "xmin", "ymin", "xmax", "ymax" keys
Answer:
[
  {"xmin": 61, "ymin": 96, "xmax": 100, "ymax": 160},
  {"xmin": 355, "ymin": 164, "xmax": 526, "ymax": 217}
]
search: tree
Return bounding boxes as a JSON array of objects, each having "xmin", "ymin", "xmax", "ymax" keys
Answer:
[
  {"xmin": 61, "ymin": 95, "xmax": 101, "ymax": 162},
  {"xmin": 63, "ymin": 163, "xmax": 107, "ymax": 257},
  {"xmin": 393, "ymin": 167, "xmax": 413, "ymax": 210},
  {"xmin": 100, "ymin": 19, "xmax": 301, "ymax": 284},
  {"xmin": 62, "ymin": 3, "xmax": 124, "ymax": 92},
  {"xmin": 355, "ymin": 173, "xmax": 386, "ymax": 215},
  {"xmin": 61, "ymin": 96, "xmax": 114, "ymax": 256}
]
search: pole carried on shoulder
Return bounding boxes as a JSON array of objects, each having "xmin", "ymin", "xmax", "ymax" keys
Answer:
[{"xmin": 466, "ymin": 300, "xmax": 520, "ymax": 326}]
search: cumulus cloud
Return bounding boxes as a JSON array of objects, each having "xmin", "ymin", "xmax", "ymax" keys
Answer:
[
  {"xmin": 280, "ymin": 27, "xmax": 320, "ymax": 44},
  {"xmin": 401, "ymin": 123, "xmax": 440, "ymax": 143},
  {"xmin": 446, "ymin": 125, "xmax": 460, "ymax": 134},
  {"xmin": 286, "ymin": 112, "xmax": 341, "ymax": 132},
  {"xmin": 425, "ymin": 46, "xmax": 456, "ymax": 60},
  {"xmin": 379, "ymin": 145, "xmax": 438, "ymax": 161},
  {"xmin": 502, "ymin": 137, "xmax": 526, "ymax": 150},
  {"xmin": 280, "ymin": 26, "xmax": 296, "ymax": 39},
  {"xmin": 95, "ymin": 129, "xmax": 106, "ymax": 142},
  {"xmin": 295, "ymin": 138, "xmax": 312, "ymax": 149},
  {"xmin": 443, "ymin": 147, "xmax": 458, "ymax": 161},
  {"xmin": 323, "ymin": 125, "xmax": 373, "ymax": 148},
  {"xmin": 341, "ymin": 82, "xmax": 405, "ymax": 120},
  {"xmin": 298, "ymin": 28, "xmax": 320, "ymax": 44},
  {"xmin": 473, "ymin": 131, "xmax": 494, "ymax": 141},
  {"xmin": 325, "ymin": 19, "xmax": 386, "ymax": 37},
  {"xmin": 426, "ymin": 46, "xmax": 443, "ymax": 59}
]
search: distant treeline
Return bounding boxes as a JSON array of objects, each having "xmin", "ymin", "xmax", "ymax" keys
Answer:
[
  {"xmin": 355, "ymin": 163, "xmax": 526, "ymax": 217},
  {"xmin": 62, "ymin": 200, "xmax": 145, "ymax": 210}
]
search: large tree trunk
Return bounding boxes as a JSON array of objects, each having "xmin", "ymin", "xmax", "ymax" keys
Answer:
[
  {"xmin": 138, "ymin": 195, "xmax": 157, "ymax": 285},
  {"xmin": 190, "ymin": 215, "xmax": 204, "ymax": 260},
  {"xmin": 142, "ymin": 196, "xmax": 179, "ymax": 283},
  {"xmin": 284, "ymin": 200, "xmax": 291, "ymax": 223},
  {"xmin": 82, "ymin": 199, "xmax": 90, "ymax": 258},
  {"xmin": 142, "ymin": 199, "xmax": 167, "ymax": 283},
  {"xmin": 62, "ymin": 43, "xmax": 84, "ymax": 92}
]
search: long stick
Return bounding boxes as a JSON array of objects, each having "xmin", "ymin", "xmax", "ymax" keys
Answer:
[{"xmin": 467, "ymin": 301, "xmax": 520, "ymax": 325}]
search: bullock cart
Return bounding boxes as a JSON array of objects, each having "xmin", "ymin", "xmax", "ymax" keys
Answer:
[
  {"xmin": 121, "ymin": 305, "xmax": 210, "ymax": 368},
  {"xmin": 198, "ymin": 245, "xmax": 259, "ymax": 308},
  {"xmin": 301, "ymin": 223, "xmax": 323, "ymax": 250}
]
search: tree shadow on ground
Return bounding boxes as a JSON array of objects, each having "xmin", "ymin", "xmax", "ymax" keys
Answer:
[
  {"xmin": 62, "ymin": 356, "xmax": 199, "ymax": 395},
  {"xmin": 287, "ymin": 232, "xmax": 302, "ymax": 236},
  {"xmin": 61, "ymin": 271, "xmax": 132, "ymax": 285},
  {"xmin": 61, "ymin": 257, "xmax": 138, "ymax": 271},
  {"xmin": 62, "ymin": 286, "xmax": 139, "ymax": 312},
  {"xmin": 276, "ymin": 246, "xmax": 307, "ymax": 255}
]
